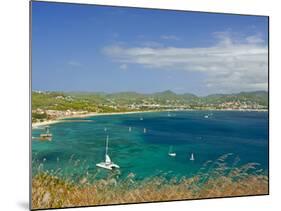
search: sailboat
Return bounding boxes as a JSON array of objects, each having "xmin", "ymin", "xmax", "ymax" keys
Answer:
[
  {"xmin": 143, "ymin": 128, "xmax": 147, "ymax": 133},
  {"xmin": 204, "ymin": 113, "xmax": 213, "ymax": 119},
  {"xmin": 190, "ymin": 153, "xmax": 195, "ymax": 161},
  {"xmin": 168, "ymin": 146, "xmax": 176, "ymax": 157},
  {"xmin": 96, "ymin": 135, "xmax": 120, "ymax": 170},
  {"xmin": 129, "ymin": 127, "xmax": 132, "ymax": 132},
  {"xmin": 39, "ymin": 126, "xmax": 52, "ymax": 141}
]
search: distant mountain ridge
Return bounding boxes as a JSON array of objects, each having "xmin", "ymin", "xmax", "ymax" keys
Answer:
[
  {"xmin": 33, "ymin": 90, "xmax": 268, "ymax": 107},
  {"xmin": 105, "ymin": 90, "xmax": 268, "ymax": 105},
  {"xmin": 65, "ymin": 90, "xmax": 267, "ymax": 98}
]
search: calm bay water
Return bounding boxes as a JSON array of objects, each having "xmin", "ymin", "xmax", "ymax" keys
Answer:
[{"xmin": 32, "ymin": 111, "xmax": 269, "ymax": 180}]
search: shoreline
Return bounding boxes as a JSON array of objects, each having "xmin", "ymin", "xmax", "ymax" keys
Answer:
[
  {"xmin": 32, "ymin": 108, "xmax": 268, "ymax": 128},
  {"xmin": 32, "ymin": 110, "xmax": 156, "ymax": 128}
]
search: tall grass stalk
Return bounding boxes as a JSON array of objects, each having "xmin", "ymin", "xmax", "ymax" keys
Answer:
[{"xmin": 32, "ymin": 154, "xmax": 268, "ymax": 209}]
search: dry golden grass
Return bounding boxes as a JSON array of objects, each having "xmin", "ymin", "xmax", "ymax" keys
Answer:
[{"xmin": 31, "ymin": 154, "xmax": 268, "ymax": 210}]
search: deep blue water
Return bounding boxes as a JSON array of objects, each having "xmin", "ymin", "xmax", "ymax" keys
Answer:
[{"xmin": 32, "ymin": 111, "xmax": 268, "ymax": 180}]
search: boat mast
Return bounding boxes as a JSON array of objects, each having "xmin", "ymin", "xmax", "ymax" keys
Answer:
[{"xmin": 105, "ymin": 135, "xmax": 109, "ymax": 159}]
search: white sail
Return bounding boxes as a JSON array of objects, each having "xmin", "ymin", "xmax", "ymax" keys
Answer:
[
  {"xmin": 104, "ymin": 135, "xmax": 111, "ymax": 163},
  {"xmin": 105, "ymin": 154, "xmax": 111, "ymax": 164},
  {"xmin": 190, "ymin": 153, "xmax": 195, "ymax": 161},
  {"xmin": 46, "ymin": 126, "xmax": 50, "ymax": 134}
]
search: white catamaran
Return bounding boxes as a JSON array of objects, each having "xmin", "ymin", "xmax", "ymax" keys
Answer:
[{"xmin": 96, "ymin": 135, "xmax": 120, "ymax": 170}]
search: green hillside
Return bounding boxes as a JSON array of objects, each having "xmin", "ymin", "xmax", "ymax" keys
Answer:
[{"xmin": 32, "ymin": 90, "xmax": 268, "ymax": 112}]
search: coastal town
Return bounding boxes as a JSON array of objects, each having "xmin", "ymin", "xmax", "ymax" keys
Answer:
[{"xmin": 32, "ymin": 90, "xmax": 268, "ymax": 124}]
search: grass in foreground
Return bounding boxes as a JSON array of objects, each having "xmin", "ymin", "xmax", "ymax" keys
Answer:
[{"xmin": 32, "ymin": 154, "xmax": 268, "ymax": 209}]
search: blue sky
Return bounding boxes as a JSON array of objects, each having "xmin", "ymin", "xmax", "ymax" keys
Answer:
[{"xmin": 32, "ymin": 1, "xmax": 268, "ymax": 96}]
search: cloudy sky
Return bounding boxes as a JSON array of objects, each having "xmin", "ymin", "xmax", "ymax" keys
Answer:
[{"xmin": 32, "ymin": 2, "xmax": 268, "ymax": 96}]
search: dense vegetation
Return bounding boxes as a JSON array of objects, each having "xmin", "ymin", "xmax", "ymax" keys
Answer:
[
  {"xmin": 32, "ymin": 112, "xmax": 48, "ymax": 121},
  {"xmin": 201, "ymin": 91, "xmax": 268, "ymax": 106},
  {"xmin": 32, "ymin": 90, "xmax": 268, "ymax": 112}
]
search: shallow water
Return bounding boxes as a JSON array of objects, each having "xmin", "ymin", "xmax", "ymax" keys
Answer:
[{"xmin": 32, "ymin": 111, "xmax": 268, "ymax": 180}]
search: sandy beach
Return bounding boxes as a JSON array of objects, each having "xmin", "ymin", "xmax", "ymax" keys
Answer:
[{"xmin": 31, "ymin": 110, "xmax": 157, "ymax": 128}]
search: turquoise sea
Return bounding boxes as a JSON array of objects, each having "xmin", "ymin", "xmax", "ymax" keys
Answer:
[{"xmin": 32, "ymin": 111, "xmax": 269, "ymax": 180}]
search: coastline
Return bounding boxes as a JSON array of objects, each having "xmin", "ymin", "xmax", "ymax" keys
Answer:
[
  {"xmin": 32, "ymin": 108, "xmax": 268, "ymax": 128},
  {"xmin": 31, "ymin": 110, "xmax": 156, "ymax": 128}
]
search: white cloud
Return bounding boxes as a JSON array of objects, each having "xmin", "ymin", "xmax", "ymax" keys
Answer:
[
  {"xmin": 246, "ymin": 35, "xmax": 265, "ymax": 44},
  {"xmin": 120, "ymin": 64, "xmax": 128, "ymax": 70},
  {"xmin": 213, "ymin": 31, "xmax": 234, "ymax": 46},
  {"xmin": 103, "ymin": 33, "xmax": 268, "ymax": 93}
]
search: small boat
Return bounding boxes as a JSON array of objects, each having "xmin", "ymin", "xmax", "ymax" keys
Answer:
[
  {"xmin": 140, "ymin": 117, "xmax": 143, "ymax": 121},
  {"xmin": 129, "ymin": 127, "xmax": 132, "ymax": 132},
  {"xmin": 168, "ymin": 146, "xmax": 176, "ymax": 157},
  {"xmin": 96, "ymin": 135, "xmax": 120, "ymax": 170},
  {"xmin": 143, "ymin": 128, "xmax": 147, "ymax": 133},
  {"xmin": 205, "ymin": 113, "xmax": 213, "ymax": 119},
  {"xmin": 190, "ymin": 153, "xmax": 195, "ymax": 161},
  {"xmin": 39, "ymin": 126, "xmax": 52, "ymax": 141}
]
